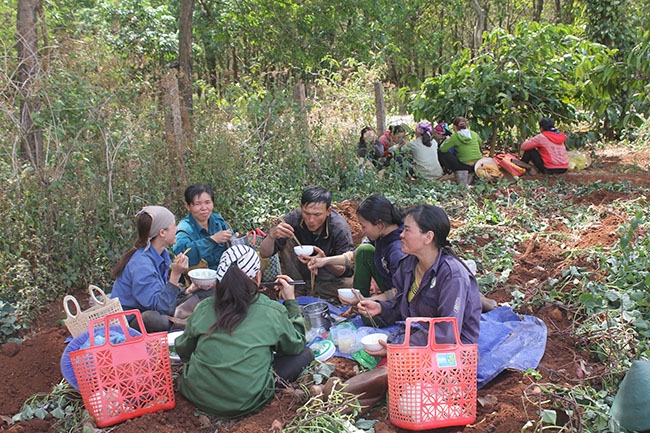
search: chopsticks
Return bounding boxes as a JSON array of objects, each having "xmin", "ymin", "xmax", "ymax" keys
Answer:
[
  {"xmin": 279, "ymin": 216, "xmax": 302, "ymax": 247},
  {"xmin": 175, "ymin": 247, "xmax": 191, "ymax": 263},
  {"xmin": 259, "ymin": 280, "xmax": 305, "ymax": 287},
  {"xmin": 355, "ymin": 291, "xmax": 378, "ymax": 329}
]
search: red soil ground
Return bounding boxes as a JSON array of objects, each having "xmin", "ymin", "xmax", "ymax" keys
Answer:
[{"xmin": 1, "ymin": 146, "xmax": 649, "ymax": 433}]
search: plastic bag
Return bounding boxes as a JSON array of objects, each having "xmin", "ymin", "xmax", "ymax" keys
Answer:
[
  {"xmin": 567, "ymin": 150, "xmax": 591, "ymax": 171},
  {"xmin": 474, "ymin": 157, "xmax": 504, "ymax": 182}
]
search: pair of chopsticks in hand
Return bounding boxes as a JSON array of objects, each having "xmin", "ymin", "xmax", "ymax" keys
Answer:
[
  {"xmin": 278, "ymin": 217, "xmax": 315, "ymax": 294},
  {"xmin": 279, "ymin": 217, "xmax": 302, "ymax": 247},
  {"xmin": 354, "ymin": 291, "xmax": 379, "ymax": 329},
  {"xmin": 174, "ymin": 248, "xmax": 191, "ymax": 263},
  {"xmin": 259, "ymin": 280, "xmax": 305, "ymax": 287}
]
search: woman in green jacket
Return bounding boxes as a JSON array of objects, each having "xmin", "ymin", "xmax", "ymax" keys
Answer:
[
  {"xmin": 175, "ymin": 245, "xmax": 313, "ymax": 418},
  {"xmin": 439, "ymin": 117, "xmax": 483, "ymax": 183}
]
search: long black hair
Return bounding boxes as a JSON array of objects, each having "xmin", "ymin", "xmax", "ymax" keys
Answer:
[
  {"xmin": 209, "ymin": 264, "xmax": 259, "ymax": 335},
  {"xmin": 356, "ymin": 194, "xmax": 403, "ymax": 227},
  {"xmin": 359, "ymin": 126, "xmax": 375, "ymax": 145},
  {"xmin": 388, "ymin": 124, "xmax": 406, "ymax": 136},
  {"xmin": 111, "ymin": 212, "xmax": 153, "ymax": 279},
  {"xmin": 421, "ymin": 130, "xmax": 433, "ymax": 147}
]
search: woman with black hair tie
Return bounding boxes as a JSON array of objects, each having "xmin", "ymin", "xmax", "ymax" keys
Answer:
[
  {"xmin": 331, "ymin": 205, "xmax": 483, "ymax": 412},
  {"xmin": 175, "ymin": 245, "xmax": 313, "ymax": 418},
  {"xmin": 357, "ymin": 126, "xmax": 381, "ymax": 169}
]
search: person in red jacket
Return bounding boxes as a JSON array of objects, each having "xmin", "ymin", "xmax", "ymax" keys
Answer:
[{"xmin": 520, "ymin": 117, "xmax": 569, "ymax": 174}]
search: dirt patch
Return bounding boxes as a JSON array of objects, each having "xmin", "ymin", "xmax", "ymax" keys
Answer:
[{"xmin": 335, "ymin": 200, "xmax": 363, "ymax": 245}]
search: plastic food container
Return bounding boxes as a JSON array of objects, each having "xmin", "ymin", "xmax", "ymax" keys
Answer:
[{"xmin": 309, "ymin": 338, "xmax": 336, "ymax": 362}]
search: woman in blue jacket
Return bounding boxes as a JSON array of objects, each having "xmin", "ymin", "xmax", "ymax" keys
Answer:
[
  {"xmin": 174, "ymin": 183, "xmax": 233, "ymax": 273},
  {"xmin": 111, "ymin": 205, "xmax": 190, "ymax": 332},
  {"xmin": 360, "ymin": 204, "xmax": 482, "ymax": 346}
]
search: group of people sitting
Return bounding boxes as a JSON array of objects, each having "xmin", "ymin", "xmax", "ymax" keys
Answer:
[
  {"xmin": 358, "ymin": 116, "xmax": 570, "ymax": 184},
  {"xmin": 107, "ymin": 182, "xmax": 497, "ymax": 418}
]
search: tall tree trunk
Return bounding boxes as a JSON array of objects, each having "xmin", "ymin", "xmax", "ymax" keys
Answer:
[
  {"xmin": 374, "ymin": 82, "xmax": 385, "ymax": 134},
  {"xmin": 162, "ymin": 69, "xmax": 187, "ymax": 195},
  {"xmin": 470, "ymin": 0, "xmax": 487, "ymax": 54},
  {"xmin": 16, "ymin": 0, "xmax": 44, "ymax": 170},
  {"xmin": 472, "ymin": 0, "xmax": 487, "ymax": 55},
  {"xmin": 534, "ymin": 0, "xmax": 544, "ymax": 22},
  {"xmin": 178, "ymin": 0, "xmax": 194, "ymax": 144}
]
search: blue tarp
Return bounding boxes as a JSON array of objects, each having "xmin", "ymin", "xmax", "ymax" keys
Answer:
[
  {"xmin": 477, "ymin": 306, "xmax": 547, "ymax": 388},
  {"xmin": 297, "ymin": 297, "xmax": 547, "ymax": 388}
]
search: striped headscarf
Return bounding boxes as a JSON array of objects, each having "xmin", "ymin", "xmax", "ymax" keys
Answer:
[{"xmin": 216, "ymin": 245, "xmax": 261, "ymax": 281}]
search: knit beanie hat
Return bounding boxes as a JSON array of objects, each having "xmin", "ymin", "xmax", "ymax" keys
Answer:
[
  {"xmin": 138, "ymin": 206, "xmax": 175, "ymax": 239},
  {"xmin": 216, "ymin": 245, "xmax": 261, "ymax": 281}
]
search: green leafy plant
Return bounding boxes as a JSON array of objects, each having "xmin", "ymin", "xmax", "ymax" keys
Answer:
[
  {"xmin": 12, "ymin": 380, "xmax": 88, "ymax": 433},
  {"xmin": 0, "ymin": 300, "xmax": 27, "ymax": 343}
]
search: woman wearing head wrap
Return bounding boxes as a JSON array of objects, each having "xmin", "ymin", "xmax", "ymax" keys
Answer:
[
  {"xmin": 111, "ymin": 205, "xmax": 190, "ymax": 332},
  {"xmin": 398, "ymin": 120, "xmax": 443, "ymax": 180},
  {"xmin": 175, "ymin": 245, "xmax": 313, "ymax": 418},
  {"xmin": 433, "ymin": 122, "xmax": 452, "ymax": 148}
]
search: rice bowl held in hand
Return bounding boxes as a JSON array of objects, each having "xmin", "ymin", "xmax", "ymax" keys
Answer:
[
  {"xmin": 293, "ymin": 245, "xmax": 314, "ymax": 256},
  {"xmin": 361, "ymin": 333, "xmax": 388, "ymax": 352},
  {"xmin": 188, "ymin": 268, "xmax": 218, "ymax": 288},
  {"xmin": 338, "ymin": 288, "xmax": 357, "ymax": 301}
]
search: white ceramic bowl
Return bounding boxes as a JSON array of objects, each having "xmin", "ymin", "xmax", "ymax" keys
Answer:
[
  {"xmin": 361, "ymin": 333, "xmax": 388, "ymax": 352},
  {"xmin": 188, "ymin": 268, "xmax": 218, "ymax": 288},
  {"xmin": 338, "ymin": 288, "xmax": 357, "ymax": 301},
  {"xmin": 293, "ymin": 245, "xmax": 314, "ymax": 256}
]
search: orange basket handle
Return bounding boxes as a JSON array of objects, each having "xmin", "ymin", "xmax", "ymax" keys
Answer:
[
  {"xmin": 246, "ymin": 229, "xmax": 257, "ymax": 246},
  {"xmin": 87, "ymin": 309, "xmax": 145, "ymax": 347},
  {"xmin": 403, "ymin": 317, "xmax": 461, "ymax": 348}
]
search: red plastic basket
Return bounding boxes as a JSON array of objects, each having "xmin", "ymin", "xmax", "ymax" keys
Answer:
[
  {"xmin": 70, "ymin": 310, "xmax": 175, "ymax": 427},
  {"xmin": 386, "ymin": 317, "xmax": 478, "ymax": 430}
]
